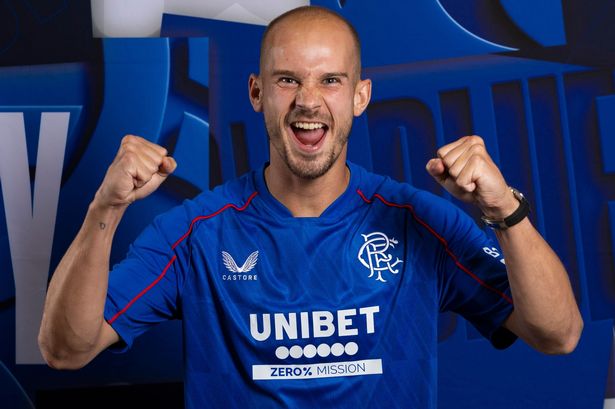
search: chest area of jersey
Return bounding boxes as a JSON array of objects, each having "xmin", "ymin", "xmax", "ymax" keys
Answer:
[
  {"xmin": 183, "ymin": 212, "xmax": 440, "ymax": 383},
  {"xmin": 195, "ymin": 214, "xmax": 412, "ymax": 289}
]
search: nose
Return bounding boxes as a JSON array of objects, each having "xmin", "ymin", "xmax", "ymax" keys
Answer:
[{"xmin": 295, "ymin": 84, "xmax": 322, "ymax": 112}]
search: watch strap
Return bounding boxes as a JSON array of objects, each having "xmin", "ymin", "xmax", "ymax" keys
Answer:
[{"xmin": 481, "ymin": 187, "xmax": 530, "ymax": 230}]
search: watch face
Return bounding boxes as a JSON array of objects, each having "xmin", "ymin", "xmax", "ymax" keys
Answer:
[{"xmin": 510, "ymin": 187, "xmax": 525, "ymax": 202}]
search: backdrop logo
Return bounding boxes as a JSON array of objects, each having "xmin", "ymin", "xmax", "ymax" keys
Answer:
[{"xmin": 0, "ymin": 108, "xmax": 77, "ymax": 364}]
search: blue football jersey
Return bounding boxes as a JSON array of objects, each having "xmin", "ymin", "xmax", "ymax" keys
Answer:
[{"xmin": 104, "ymin": 162, "xmax": 515, "ymax": 408}]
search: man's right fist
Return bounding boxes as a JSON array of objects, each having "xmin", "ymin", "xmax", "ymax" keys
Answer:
[{"xmin": 95, "ymin": 135, "xmax": 177, "ymax": 208}]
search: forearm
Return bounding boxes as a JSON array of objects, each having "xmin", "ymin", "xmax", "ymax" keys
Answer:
[
  {"xmin": 426, "ymin": 136, "xmax": 583, "ymax": 353},
  {"xmin": 38, "ymin": 196, "xmax": 125, "ymax": 366},
  {"xmin": 38, "ymin": 135, "xmax": 176, "ymax": 369},
  {"xmin": 496, "ymin": 218, "xmax": 583, "ymax": 354}
]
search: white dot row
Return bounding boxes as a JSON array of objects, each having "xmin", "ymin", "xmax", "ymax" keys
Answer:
[{"xmin": 275, "ymin": 342, "xmax": 359, "ymax": 360}]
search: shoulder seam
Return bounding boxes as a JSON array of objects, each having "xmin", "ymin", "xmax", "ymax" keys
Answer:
[
  {"xmin": 172, "ymin": 191, "xmax": 259, "ymax": 249},
  {"xmin": 107, "ymin": 191, "xmax": 259, "ymax": 324},
  {"xmin": 356, "ymin": 189, "xmax": 513, "ymax": 305}
]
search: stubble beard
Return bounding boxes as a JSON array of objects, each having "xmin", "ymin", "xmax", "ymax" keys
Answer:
[{"xmin": 266, "ymin": 122, "xmax": 351, "ymax": 180}]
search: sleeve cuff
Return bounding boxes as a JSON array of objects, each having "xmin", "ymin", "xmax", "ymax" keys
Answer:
[{"xmin": 490, "ymin": 325, "xmax": 518, "ymax": 350}]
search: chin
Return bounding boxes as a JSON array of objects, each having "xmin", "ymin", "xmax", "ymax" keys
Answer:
[{"xmin": 286, "ymin": 153, "xmax": 338, "ymax": 180}]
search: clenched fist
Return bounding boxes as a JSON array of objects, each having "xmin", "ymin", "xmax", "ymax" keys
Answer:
[
  {"xmin": 95, "ymin": 135, "xmax": 176, "ymax": 208},
  {"xmin": 425, "ymin": 135, "xmax": 518, "ymax": 220}
]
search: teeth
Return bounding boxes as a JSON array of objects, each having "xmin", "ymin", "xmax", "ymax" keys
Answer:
[{"xmin": 293, "ymin": 122, "xmax": 325, "ymax": 130}]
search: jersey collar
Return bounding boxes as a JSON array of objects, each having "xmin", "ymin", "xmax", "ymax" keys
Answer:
[{"xmin": 253, "ymin": 161, "xmax": 363, "ymax": 221}]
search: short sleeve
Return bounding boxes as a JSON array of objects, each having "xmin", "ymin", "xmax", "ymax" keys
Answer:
[
  {"xmin": 414, "ymin": 192, "xmax": 516, "ymax": 349},
  {"xmin": 104, "ymin": 203, "xmax": 192, "ymax": 352}
]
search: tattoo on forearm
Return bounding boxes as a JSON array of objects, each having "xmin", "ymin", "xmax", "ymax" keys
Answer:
[{"xmin": 99, "ymin": 222, "xmax": 106, "ymax": 230}]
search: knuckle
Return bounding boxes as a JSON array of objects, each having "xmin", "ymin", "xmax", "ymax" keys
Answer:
[
  {"xmin": 439, "ymin": 151, "xmax": 452, "ymax": 164},
  {"xmin": 468, "ymin": 154, "xmax": 483, "ymax": 166},
  {"xmin": 447, "ymin": 165, "xmax": 459, "ymax": 178},
  {"xmin": 469, "ymin": 143, "xmax": 485, "ymax": 155},
  {"xmin": 122, "ymin": 143, "xmax": 135, "ymax": 154},
  {"xmin": 120, "ymin": 151, "xmax": 137, "ymax": 166},
  {"xmin": 468, "ymin": 135, "xmax": 484, "ymax": 145},
  {"xmin": 155, "ymin": 145, "xmax": 168, "ymax": 157},
  {"xmin": 122, "ymin": 134, "xmax": 137, "ymax": 145},
  {"xmin": 120, "ymin": 137, "xmax": 139, "ymax": 153},
  {"xmin": 147, "ymin": 161, "xmax": 159, "ymax": 173}
]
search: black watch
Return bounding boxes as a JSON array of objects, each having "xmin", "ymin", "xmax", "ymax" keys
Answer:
[{"xmin": 481, "ymin": 187, "xmax": 530, "ymax": 230}]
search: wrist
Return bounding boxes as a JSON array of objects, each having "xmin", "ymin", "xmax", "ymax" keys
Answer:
[
  {"xmin": 481, "ymin": 187, "xmax": 530, "ymax": 230},
  {"xmin": 480, "ymin": 189, "xmax": 520, "ymax": 220},
  {"xmin": 87, "ymin": 194, "xmax": 128, "ymax": 231}
]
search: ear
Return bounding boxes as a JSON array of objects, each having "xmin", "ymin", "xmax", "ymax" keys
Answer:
[
  {"xmin": 353, "ymin": 78, "xmax": 372, "ymax": 117},
  {"xmin": 248, "ymin": 74, "xmax": 263, "ymax": 112}
]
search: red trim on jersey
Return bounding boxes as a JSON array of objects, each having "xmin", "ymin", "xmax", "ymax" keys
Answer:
[
  {"xmin": 108, "ymin": 255, "xmax": 177, "ymax": 324},
  {"xmin": 356, "ymin": 189, "xmax": 513, "ymax": 305},
  {"xmin": 108, "ymin": 191, "xmax": 259, "ymax": 324},
  {"xmin": 172, "ymin": 191, "xmax": 259, "ymax": 249}
]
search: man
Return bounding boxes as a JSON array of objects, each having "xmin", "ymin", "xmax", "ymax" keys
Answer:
[{"xmin": 39, "ymin": 6, "xmax": 583, "ymax": 408}]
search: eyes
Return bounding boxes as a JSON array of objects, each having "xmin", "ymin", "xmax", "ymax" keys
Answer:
[
  {"xmin": 277, "ymin": 76, "xmax": 343, "ymax": 88},
  {"xmin": 323, "ymin": 77, "xmax": 341, "ymax": 85},
  {"xmin": 278, "ymin": 77, "xmax": 299, "ymax": 86}
]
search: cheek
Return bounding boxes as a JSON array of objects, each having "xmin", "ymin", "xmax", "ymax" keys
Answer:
[
  {"xmin": 324, "ymin": 90, "xmax": 355, "ymax": 116},
  {"xmin": 327, "ymin": 100, "xmax": 355, "ymax": 124},
  {"xmin": 265, "ymin": 95, "xmax": 294, "ymax": 122},
  {"xmin": 262, "ymin": 94, "xmax": 292, "ymax": 138}
]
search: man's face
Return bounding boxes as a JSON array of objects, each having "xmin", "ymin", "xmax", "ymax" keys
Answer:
[{"xmin": 249, "ymin": 16, "xmax": 371, "ymax": 180}]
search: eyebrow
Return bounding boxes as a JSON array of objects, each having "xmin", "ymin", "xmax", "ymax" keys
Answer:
[
  {"xmin": 322, "ymin": 72, "xmax": 349, "ymax": 79},
  {"xmin": 271, "ymin": 70, "xmax": 349, "ymax": 79}
]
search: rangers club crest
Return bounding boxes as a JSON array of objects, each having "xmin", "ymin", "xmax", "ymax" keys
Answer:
[{"xmin": 357, "ymin": 232, "xmax": 403, "ymax": 282}]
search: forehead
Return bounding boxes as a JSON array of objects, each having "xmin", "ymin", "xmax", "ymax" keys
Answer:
[{"xmin": 262, "ymin": 16, "xmax": 357, "ymax": 74}]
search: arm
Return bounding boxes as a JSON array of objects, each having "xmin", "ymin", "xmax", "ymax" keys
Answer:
[
  {"xmin": 38, "ymin": 135, "xmax": 176, "ymax": 369},
  {"xmin": 426, "ymin": 135, "xmax": 583, "ymax": 354}
]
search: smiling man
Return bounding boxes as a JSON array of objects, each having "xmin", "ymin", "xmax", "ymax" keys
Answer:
[
  {"xmin": 39, "ymin": 6, "xmax": 582, "ymax": 409},
  {"xmin": 250, "ymin": 8, "xmax": 371, "ymax": 217}
]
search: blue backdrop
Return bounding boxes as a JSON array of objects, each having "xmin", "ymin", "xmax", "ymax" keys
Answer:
[{"xmin": 0, "ymin": 1, "xmax": 613, "ymax": 408}]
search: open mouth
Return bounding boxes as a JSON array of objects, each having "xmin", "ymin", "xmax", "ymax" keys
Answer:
[{"xmin": 290, "ymin": 121, "xmax": 329, "ymax": 151}]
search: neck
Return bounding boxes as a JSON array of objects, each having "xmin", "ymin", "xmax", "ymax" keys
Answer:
[{"xmin": 265, "ymin": 157, "xmax": 350, "ymax": 218}]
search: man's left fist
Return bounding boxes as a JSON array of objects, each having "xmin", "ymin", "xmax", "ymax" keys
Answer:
[{"xmin": 426, "ymin": 135, "xmax": 518, "ymax": 219}]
